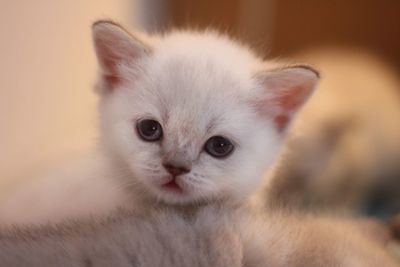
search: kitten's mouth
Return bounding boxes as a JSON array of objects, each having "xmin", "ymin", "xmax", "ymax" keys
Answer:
[{"xmin": 162, "ymin": 179, "xmax": 184, "ymax": 193}]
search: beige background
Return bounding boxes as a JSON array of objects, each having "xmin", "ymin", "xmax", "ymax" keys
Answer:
[{"xmin": 0, "ymin": 1, "xmax": 132, "ymax": 186}]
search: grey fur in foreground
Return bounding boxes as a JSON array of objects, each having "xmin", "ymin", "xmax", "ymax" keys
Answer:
[
  {"xmin": 1, "ymin": 204, "xmax": 399, "ymax": 267},
  {"xmin": 0, "ymin": 207, "xmax": 242, "ymax": 267}
]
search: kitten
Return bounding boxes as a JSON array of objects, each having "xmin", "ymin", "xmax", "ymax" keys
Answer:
[
  {"xmin": 0, "ymin": 21, "xmax": 397, "ymax": 266},
  {"xmin": 0, "ymin": 204, "xmax": 398, "ymax": 267},
  {"xmin": 0, "ymin": 20, "xmax": 318, "ymax": 225}
]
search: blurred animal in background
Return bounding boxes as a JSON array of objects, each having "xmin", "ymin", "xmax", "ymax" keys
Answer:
[{"xmin": 267, "ymin": 48, "xmax": 400, "ymax": 219}]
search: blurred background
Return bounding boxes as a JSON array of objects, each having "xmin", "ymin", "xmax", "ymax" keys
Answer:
[{"xmin": 1, "ymin": 1, "xmax": 400, "ymax": 218}]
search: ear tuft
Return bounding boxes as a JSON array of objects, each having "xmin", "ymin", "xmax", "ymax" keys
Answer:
[
  {"xmin": 92, "ymin": 20, "xmax": 151, "ymax": 91},
  {"xmin": 253, "ymin": 65, "xmax": 319, "ymax": 132}
]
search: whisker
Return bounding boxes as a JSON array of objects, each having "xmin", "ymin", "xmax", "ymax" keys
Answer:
[
  {"xmin": 192, "ymin": 172, "xmax": 206, "ymax": 178},
  {"xmin": 145, "ymin": 163, "xmax": 159, "ymax": 168},
  {"xmin": 141, "ymin": 168, "xmax": 161, "ymax": 174}
]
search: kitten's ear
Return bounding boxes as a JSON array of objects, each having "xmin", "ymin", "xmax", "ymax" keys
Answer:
[
  {"xmin": 92, "ymin": 20, "xmax": 151, "ymax": 90},
  {"xmin": 253, "ymin": 65, "xmax": 319, "ymax": 132}
]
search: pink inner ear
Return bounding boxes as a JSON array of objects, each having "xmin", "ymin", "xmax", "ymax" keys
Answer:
[
  {"xmin": 278, "ymin": 86, "xmax": 309, "ymax": 111},
  {"xmin": 103, "ymin": 74, "xmax": 122, "ymax": 88},
  {"xmin": 98, "ymin": 46, "xmax": 144, "ymax": 89},
  {"xmin": 96, "ymin": 45, "xmax": 127, "ymax": 88},
  {"xmin": 274, "ymin": 114, "xmax": 291, "ymax": 132},
  {"xmin": 272, "ymin": 84, "xmax": 313, "ymax": 132},
  {"xmin": 93, "ymin": 25, "xmax": 148, "ymax": 90},
  {"xmin": 254, "ymin": 66, "xmax": 318, "ymax": 133}
]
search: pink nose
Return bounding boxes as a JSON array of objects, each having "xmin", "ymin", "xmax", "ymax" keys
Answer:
[{"xmin": 163, "ymin": 163, "xmax": 191, "ymax": 177}]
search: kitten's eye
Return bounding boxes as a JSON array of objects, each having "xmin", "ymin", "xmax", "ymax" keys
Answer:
[
  {"xmin": 136, "ymin": 119, "xmax": 163, "ymax": 142},
  {"xmin": 204, "ymin": 136, "xmax": 234, "ymax": 158}
]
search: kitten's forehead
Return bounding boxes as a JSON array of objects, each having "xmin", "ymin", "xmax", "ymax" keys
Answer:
[
  {"xmin": 154, "ymin": 31, "xmax": 259, "ymax": 78},
  {"xmin": 143, "ymin": 32, "xmax": 260, "ymax": 119},
  {"xmin": 154, "ymin": 70, "xmax": 241, "ymax": 133},
  {"xmin": 144, "ymin": 56, "xmax": 252, "ymax": 137}
]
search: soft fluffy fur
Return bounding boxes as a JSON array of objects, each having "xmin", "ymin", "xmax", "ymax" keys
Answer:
[
  {"xmin": 2, "ymin": 20, "xmax": 397, "ymax": 266},
  {"xmin": 240, "ymin": 208, "xmax": 400, "ymax": 267},
  {"xmin": 0, "ymin": 204, "xmax": 398, "ymax": 267},
  {"xmin": 0, "ymin": 21, "xmax": 317, "ymax": 224},
  {"xmin": 1, "ymin": 20, "xmax": 397, "ymax": 266},
  {"xmin": 0, "ymin": 206, "xmax": 242, "ymax": 267}
]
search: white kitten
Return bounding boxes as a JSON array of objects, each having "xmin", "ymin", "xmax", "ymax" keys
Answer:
[
  {"xmin": 0, "ymin": 23, "xmax": 396, "ymax": 264},
  {"xmin": 0, "ymin": 21, "xmax": 317, "ymax": 225}
]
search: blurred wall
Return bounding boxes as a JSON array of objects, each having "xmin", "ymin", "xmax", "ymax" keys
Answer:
[
  {"xmin": 167, "ymin": 0, "xmax": 400, "ymax": 74},
  {"xmin": 0, "ymin": 1, "xmax": 132, "ymax": 185},
  {"xmin": 271, "ymin": 0, "xmax": 400, "ymax": 72}
]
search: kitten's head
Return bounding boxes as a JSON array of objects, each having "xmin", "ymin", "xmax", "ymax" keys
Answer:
[{"xmin": 92, "ymin": 21, "xmax": 319, "ymax": 205}]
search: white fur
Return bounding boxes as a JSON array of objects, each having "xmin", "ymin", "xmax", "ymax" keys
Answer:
[
  {"xmin": 1, "ymin": 205, "xmax": 397, "ymax": 267},
  {"xmin": 0, "ymin": 22, "xmax": 317, "ymax": 225},
  {"xmin": 99, "ymin": 30, "xmax": 282, "ymax": 206}
]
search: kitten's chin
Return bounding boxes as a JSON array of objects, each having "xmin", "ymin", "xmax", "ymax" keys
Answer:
[
  {"xmin": 144, "ymin": 180, "xmax": 209, "ymax": 205},
  {"xmin": 155, "ymin": 186, "xmax": 198, "ymax": 205}
]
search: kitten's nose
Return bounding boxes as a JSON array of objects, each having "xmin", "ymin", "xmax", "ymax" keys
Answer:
[{"xmin": 163, "ymin": 162, "xmax": 191, "ymax": 177}]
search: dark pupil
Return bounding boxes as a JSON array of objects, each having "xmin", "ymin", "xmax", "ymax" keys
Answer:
[
  {"xmin": 205, "ymin": 136, "xmax": 234, "ymax": 158},
  {"xmin": 213, "ymin": 139, "xmax": 229, "ymax": 153},
  {"xmin": 143, "ymin": 122, "xmax": 157, "ymax": 134},
  {"xmin": 137, "ymin": 119, "xmax": 162, "ymax": 141}
]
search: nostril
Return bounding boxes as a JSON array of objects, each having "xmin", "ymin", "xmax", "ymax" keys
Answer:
[{"xmin": 163, "ymin": 163, "xmax": 191, "ymax": 176}]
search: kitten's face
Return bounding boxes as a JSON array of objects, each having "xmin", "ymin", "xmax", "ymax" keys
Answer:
[
  {"xmin": 101, "ymin": 58, "xmax": 280, "ymax": 204},
  {"xmin": 93, "ymin": 21, "xmax": 318, "ymax": 205}
]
